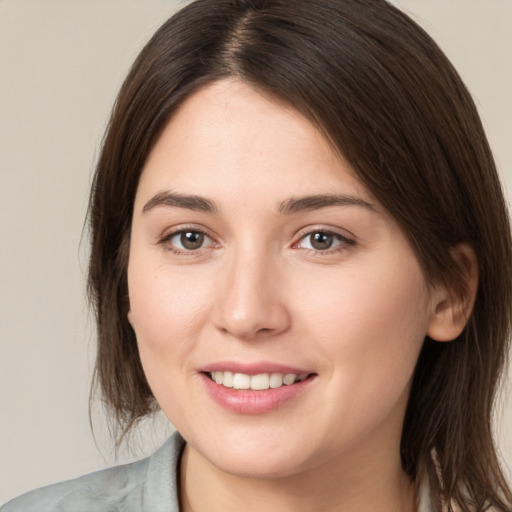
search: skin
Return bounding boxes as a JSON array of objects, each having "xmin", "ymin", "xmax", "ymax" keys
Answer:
[{"xmin": 127, "ymin": 79, "xmax": 470, "ymax": 512}]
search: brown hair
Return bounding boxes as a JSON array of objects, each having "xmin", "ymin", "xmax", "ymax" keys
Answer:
[{"xmin": 87, "ymin": 1, "xmax": 512, "ymax": 510}]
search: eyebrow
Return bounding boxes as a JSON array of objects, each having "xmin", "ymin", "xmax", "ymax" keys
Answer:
[
  {"xmin": 142, "ymin": 190, "xmax": 375, "ymax": 216},
  {"xmin": 142, "ymin": 191, "xmax": 219, "ymax": 214},
  {"xmin": 277, "ymin": 194, "xmax": 376, "ymax": 215}
]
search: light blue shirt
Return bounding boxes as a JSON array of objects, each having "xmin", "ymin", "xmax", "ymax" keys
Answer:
[
  {"xmin": 2, "ymin": 431, "xmax": 184, "ymax": 512},
  {"xmin": 3, "ymin": 430, "xmax": 437, "ymax": 511}
]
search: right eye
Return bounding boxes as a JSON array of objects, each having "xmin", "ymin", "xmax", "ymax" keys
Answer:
[{"xmin": 161, "ymin": 229, "xmax": 216, "ymax": 254}]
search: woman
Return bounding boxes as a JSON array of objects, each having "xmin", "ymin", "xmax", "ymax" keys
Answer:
[{"xmin": 4, "ymin": 0, "xmax": 511, "ymax": 511}]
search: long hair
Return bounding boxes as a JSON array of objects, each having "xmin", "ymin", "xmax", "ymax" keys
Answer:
[{"xmin": 87, "ymin": 1, "xmax": 512, "ymax": 510}]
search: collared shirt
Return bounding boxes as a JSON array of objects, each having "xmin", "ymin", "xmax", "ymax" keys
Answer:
[{"xmin": 3, "ymin": 431, "xmax": 438, "ymax": 511}]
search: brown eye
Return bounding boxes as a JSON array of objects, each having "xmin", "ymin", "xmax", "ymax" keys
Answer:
[
  {"xmin": 164, "ymin": 229, "xmax": 213, "ymax": 252},
  {"xmin": 295, "ymin": 230, "xmax": 353, "ymax": 253},
  {"xmin": 309, "ymin": 232, "xmax": 334, "ymax": 250},
  {"xmin": 179, "ymin": 231, "xmax": 205, "ymax": 250}
]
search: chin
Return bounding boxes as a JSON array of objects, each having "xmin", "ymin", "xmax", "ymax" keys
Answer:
[
  {"xmin": 210, "ymin": 451, "xmax": 309, "ymax": 480},
  {"xmin": 187, "ymin": 427, "xmax": 316, "ymax": 479}
]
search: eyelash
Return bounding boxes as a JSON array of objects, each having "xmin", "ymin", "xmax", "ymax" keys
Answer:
[
  {"xmin": 158, "ymin": 227, "xmax": 355, "ymax": 256},
  {"xmin": 158, "ymin": 227, "xmax": 217, "ymax": 256},
  {"xmin": 293, "ymin": 229, "xmax": 355, "ymax": 255}
]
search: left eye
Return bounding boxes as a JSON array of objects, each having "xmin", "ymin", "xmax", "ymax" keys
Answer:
[
  {"xmin": 167, "ymin": 230, "xmax": 212, "ymax": 251},
  {"xmin": 296, "ymin": 231, "xmax": 349, "ymax": 251}
]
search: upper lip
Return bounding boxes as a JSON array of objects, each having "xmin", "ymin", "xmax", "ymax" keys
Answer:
[{"xmin": 200, "ymin": 361, "xmax": 314, "ymax": 376}]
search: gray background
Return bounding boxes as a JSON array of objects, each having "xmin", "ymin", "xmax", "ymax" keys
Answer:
[{"xmin": 1, "ymin": 0, "xmax": 511, "ymax": 504}]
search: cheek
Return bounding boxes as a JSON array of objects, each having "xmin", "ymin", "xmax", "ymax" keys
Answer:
[
  {"xmin": 127, "ymin": 254, "xmax": 213, "ymax": 361},
  {"xmin": 126, "ymin": 258, "xmax": 215, "ymax": 422},
  {"xmin": 302, "ymin": 258, "xmax": 429, "ymax": 345},
  {"xmin": 300, "ymin": 257, "xmax": 430, "ymax": 419}
]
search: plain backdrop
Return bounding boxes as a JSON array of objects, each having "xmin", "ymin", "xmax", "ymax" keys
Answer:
[{"xmin": 1, "ymin": 0, "xmax": 511, "ymax": 504}]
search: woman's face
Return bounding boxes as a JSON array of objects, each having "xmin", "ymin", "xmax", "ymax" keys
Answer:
[{"xmin": 127, "ymin": 79, "xmax": 437, "ymax": 478}]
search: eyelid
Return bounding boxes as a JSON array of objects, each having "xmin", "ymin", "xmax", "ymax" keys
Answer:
[
  {"xmin": 156, "ymin": 224, "xmax": 355, "ymax": 255},
  {"xmin": 157, "ymin": 224, "xmax": 219, "ymax": 253},
  {"xmin": 292, "ymin": 226, "xmax": 356, "ymax": 252}
]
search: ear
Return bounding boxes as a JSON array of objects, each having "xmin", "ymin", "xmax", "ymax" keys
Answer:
[
  {"xmin": 127, "ymin": 309, "xmax": 134, "ymax": 327},
  {"xmin": 427, "ymin": 244, "xmax": 478, "ymax": 342}
]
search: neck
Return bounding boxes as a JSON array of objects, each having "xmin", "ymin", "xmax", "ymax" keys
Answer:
[{"xmin": 179, "ymin": 440, "xmax": 416, "ymax": 512}]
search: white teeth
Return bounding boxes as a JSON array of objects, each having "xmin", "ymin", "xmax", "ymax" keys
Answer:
[
  {"xmin": 209, "ymin": 371, "xmax": 309, "ymax": 390},
  {"xmin": 283, "ymin": 373, "xmax": 296, "ymax": 385},
  {"xmin": 222, "ymin": 371, "xmax": 234, "ymax": 388},
  {"xmin": 250, "ymin": 374, "xmax": 270, "ymax": 390},
  {"xmin": 233, "ymin": 373, "xmax": 251, "ymax": 389},
  {"xmin": 269, "ymin": 373, "xmax": 284, "ymax": 388}
]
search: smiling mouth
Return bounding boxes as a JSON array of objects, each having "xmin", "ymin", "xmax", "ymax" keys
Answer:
[{"xmin": 206, "ymin": 371, "xmax": 312, "ymax": 390}]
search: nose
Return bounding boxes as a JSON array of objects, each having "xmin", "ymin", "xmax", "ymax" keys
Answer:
[{"xmin": 213, "ymin": 250, "xmax": 291, "ymax": 341}]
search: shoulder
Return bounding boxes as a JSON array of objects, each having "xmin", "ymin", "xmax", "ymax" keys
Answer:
[
  {"xmin": 1, "ymin": 460, "xmax": 149, "ymax": 512},
  {"xmin": 2, "ymin": 431, "xmax": 185, "ymax": 512}
]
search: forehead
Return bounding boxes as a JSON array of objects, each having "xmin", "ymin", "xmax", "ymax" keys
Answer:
[{"xmin": 136, "ymin": 79, "xmax": 373, "ymax": 210}]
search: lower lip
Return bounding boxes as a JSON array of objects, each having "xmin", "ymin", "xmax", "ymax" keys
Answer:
[{"xmin": 200, "ymin": 373, "xmax": 315, "ymax": 414}]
